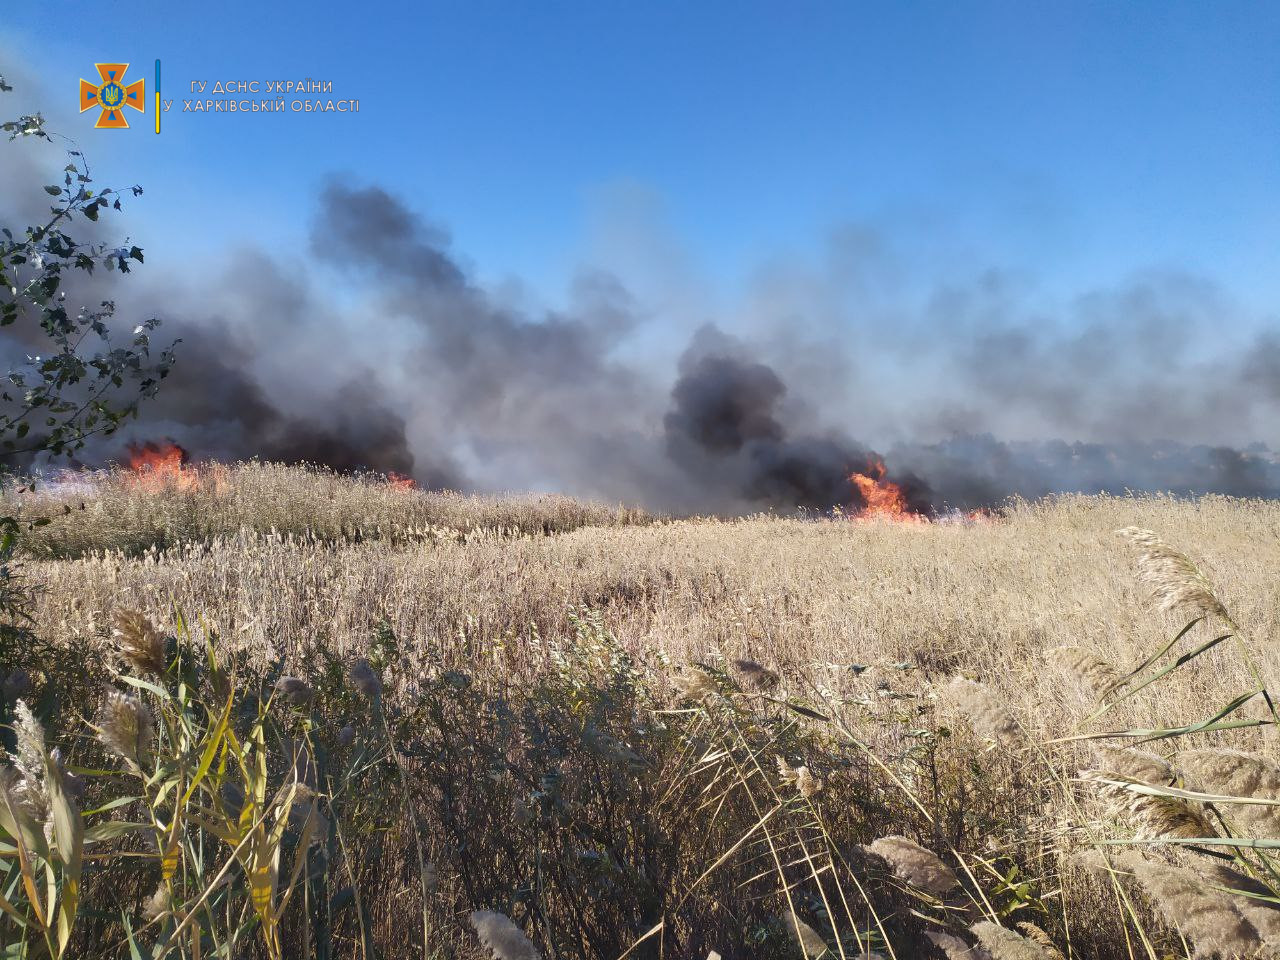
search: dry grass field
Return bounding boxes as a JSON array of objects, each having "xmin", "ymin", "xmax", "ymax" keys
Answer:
[{"xmin": 4, "ymin": 463, "xmax": 1280, "ymax": 959}]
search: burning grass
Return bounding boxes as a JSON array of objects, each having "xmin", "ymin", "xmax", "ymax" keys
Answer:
[{"xmin": 5, "ymin": 467, "xmax": 1280, "ymax": 957}]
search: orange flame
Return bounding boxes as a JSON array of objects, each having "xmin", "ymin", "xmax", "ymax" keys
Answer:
[
  {"xmin": 124, "ymin": 440, "xmax": 200, "ymax": 492},
  {"xmin": 848, "ymin": 457, "xmax": 926, "ymax": 523},
  {"xmin": 386, "ymin": 471, "xmax": 416, "ymax": 491}
]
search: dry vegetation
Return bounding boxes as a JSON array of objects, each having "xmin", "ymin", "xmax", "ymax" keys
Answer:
[
  {"xmin": 4, "ymin": 464, "xmax": 1280, "ymax": 958},
  {"xmin": 4, "ymin": 462, "xmax": 654, "ymax": 558}
]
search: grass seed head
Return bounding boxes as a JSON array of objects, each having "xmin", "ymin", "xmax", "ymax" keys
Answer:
[
  {"xmin": 349, "ymin": 658, "xmax": 383, "ymax": 700},
  {"xmin": 1, "ymin": 667, "xmax": 31, "ymax": 702},
  {"xmin": 1093, "ymin": 746, "xmax": 1176, "ymax": 786},
  {"xmin": 942, "ymin": 676, "xmax": 1019, "ymax": 744},
  {"xmin": 1201, "ymin": 862, "xmax": 1280, "ymax": 941},
  {"xmin": 970, "ymin": 921, "xmax": 1062, "ymax": 960},
  {"xmin": 97, "ymin": 689, "xmax": 154, "ymax": 771},
  {"xmin": 12, "ymin": 699, "xmax": 46, "ymax": 786},
  {"xmin": 275, "ymin": 675, "xmax": 314, "ymax": 707},
  {"xmin": 776, "ymin": 756, "xmax": 823, "ymax": 798},
  {"xmin": 470, "ymin": 910, "xmax": 542, "ymax": 960},
  {"xmin": 0, "ymin": 762, "xmax": 46, "ymax": 824},
  {"xmin": 1114, "ymin": 527, "xmax": 1229, "ymax": 621},
  {"xmin": 1014, "ymin": 923, "xmax": 1064, "ymax": 960},
  {"xmin": 866, "ymin": 834, "xmax": 959, "ymax": 897},
  {"xmin": 732, "ymin": 658, "xmax": 779, "ymax": 691},
  {"xmin": 927, "ymin": 931, "xmax": 994, "ymax": 960},
  {"xmin": 112, "ymin": 609, "xmax": 167, "ymax": 675},
  {"xmin": 142, "ymin": 883, "xmax": 171, "ymax": 922},
  {"xmin": 782, "ymin": 911, "xmax": 830, "ymax": 957},
  {"xmin": 1178, "ymin": 748, "xmax": 1280, "ymax": 838},
  {"xmin": 1079, "ymin": 769, "xmax": 1217, "ymax": 840},
  {"xmin": 1048, "ymin": 645, "xmax": 1118, "ymax": 699},
  {"xmin": 1123, "ymin": 854, "xmax": 1262, "ymax": 958},
  {"xmin": 672, "ymin": 664, "xmax": 717, "ymax": 701}
]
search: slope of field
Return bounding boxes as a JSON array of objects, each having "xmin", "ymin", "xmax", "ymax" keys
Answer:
[{"xmin": 7, "ymin": 467, "xmax": 1280, "ymax": 958}]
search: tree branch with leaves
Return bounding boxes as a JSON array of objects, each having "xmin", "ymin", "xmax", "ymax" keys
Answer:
[{"xmin": 0, "ymin": 74, "xmax": 177, "ymax": 464}]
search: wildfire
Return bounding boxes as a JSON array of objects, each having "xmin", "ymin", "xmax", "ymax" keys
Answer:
[
  {"xmin": 386, "ymin": 472, "xmax": 417, "ymax": 491},
  {"xmin": 848, "ymin": 457, "xmax": 926, "ymax": 523},
  {"xmin": 124, "ymin": 440, "xmax": 200, "ymax": 492}
]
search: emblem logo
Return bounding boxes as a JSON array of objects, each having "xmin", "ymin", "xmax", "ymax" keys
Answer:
[{"xmin": 79, "ymin": 63, "xmax": 145, "ymax": 129}]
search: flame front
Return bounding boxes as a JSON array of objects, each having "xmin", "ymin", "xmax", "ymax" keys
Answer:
[
  {"xmin": 386, "ymin": 472, "xmax": 416, "ymax": 491},
  {"xmin": 125, "ymin": 440, "xmax": 199, "ymax": 492},
  {"xmin": 848, "ymin": 457, "xmax": 925, "ymax": 523}
]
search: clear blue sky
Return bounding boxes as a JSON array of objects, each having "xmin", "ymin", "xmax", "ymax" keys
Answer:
[{"xmin": 5, "ymin": 2, "xmax": 1279, "ymax": 313}]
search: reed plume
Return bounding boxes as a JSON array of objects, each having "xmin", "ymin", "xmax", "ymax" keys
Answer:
[
  {"xmin": 4, "ymin": 700, "xmax": 50, "ymax": 823},
  {"xmin": 672, "ymin": 664, "xmax": 717, "ymax": 701},
  {"xmin": 942, "ymin": 675, "xmax": 1019, "ymax": 743},
  {"xmin": 1015, "ymin": 923, "xmax": 1065, "ymax": 960},
  {"xmin": 1123, "ymin": 854, "xmax": 1262, "ymax": 957},
  {"xmin": 11, "ymin": 698, "xmax": 46, "ymax": 786},
  {"xmin": 927, "ymin": 931, "xmax": 994, "ymax": 959},
  {"xmin": 1093, "ymin": 746, "xmax": 1176, "ymax": 786},
  {"xmin": 732, "ymin": 658, "xmax": 779, "ymax": 691},
  {"xmin": 783, "ymin": 911, "xmax": 830, "ymax": 957},
  {"xmin": 469, "ymin": 910, "xmax": 542, "ymax": 960},
  {"xmin": 776, "ymin": 756, "xmax": 823, "ymax": 798},
  {"xmin": 1201, "ymin": 862, "xmax": 1280, "ymax": 942},
  {"xmin": 275, "ymin": 675, "xmax": 314, "ymax": 707},
  {"xmin": 866, "ymin": 834, "xmax": 959, "ymax": 897},
  {"xmin": 112, "ymin": 608, "xmax": 167, "ymax": 675},
  {"xmin": 1, "ymin": 667, "xmax": 30, "ymax": 702},
  {"xmin": 142, "ymin": 883, "xmax": 171, "ymax": 922},
  {"xmin": 970, "ymin": 921, "xmax": 1062, "ymax": 960},
  {"xmin": 96, "ymin": 689, "xmax": 155, "ymax": 772},
  {"xmin": 1179, "ymin": 748, "xmax": 1280, "ymax": 838},
  {"xmin": 1079, "ymin": 769, "xmax": 1216, "ymax": 840},
  {"xmin": 1114, "ymin": 527, "xmax": 1228, "ymax": 621},
  {"xmin": 349, "ymin": 658, "xmax": 383, "ymax": 700},
  {"xmin": 1048, "ymin": 645, "xmax": 1118, "ymax": 699}
]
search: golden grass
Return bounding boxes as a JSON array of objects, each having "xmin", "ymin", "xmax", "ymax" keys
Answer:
[
  {"xmin": 9, "ymin": 467, "xmax": 1280, "ymax": 958},
  {"xmin": 6, "ymin": 461, "xmax": 654, "ymax": 558},
  {"xmin": 27, "ymin": 487, "xmax": 1280, "ymax": 732}
]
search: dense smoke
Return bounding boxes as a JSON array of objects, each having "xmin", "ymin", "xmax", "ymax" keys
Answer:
[
  {"xmin": 139, "ymin": 181, "xmax": 1280, "ymax": 512},
  {"xmin": 3, "ymin": 92, "xmax": 1279, "ymax": 510},
  {"xmin": 663, "ymin": 325, "xmax": 931, "ymax": 511}
]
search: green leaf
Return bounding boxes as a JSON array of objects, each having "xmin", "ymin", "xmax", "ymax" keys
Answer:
[
  {"xmin": 119, "ymin": 675, "xmax": 170, "ymax": 699},
  {"xmin": 182, "ymin": 688, "xmax": 234, "ymax": 806},
  {"xmin": 1053, "ymin": 690, "xmax": 1267, "ymax": 744},
  {"xmin": 43, "ymin": 185, "xmax": 61, "ymax": 196},
  {"xmin": 81, "ymin": 796, "xmax": 141, "ymax": 816},
  {"xmin": 83, "ymin": 822, "xmax": 152, "ymax": 845}
]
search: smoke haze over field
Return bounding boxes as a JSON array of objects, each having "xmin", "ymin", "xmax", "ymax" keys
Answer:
[
  {"xmin": 5, "ymin": 6, "xmax": 1280, "ymax": 514},
  {"xmin": 4, "ymin": 127, "xmax": 1280, "ymax": 511},
  {"xmin": 59, "ymin": 180, "xmax": 1280, "ymax": 513}
]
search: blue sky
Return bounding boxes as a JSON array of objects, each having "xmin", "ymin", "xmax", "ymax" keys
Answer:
[{"xmin": 4, "ymin": 1, "xmax": 1279, "ymax": 315}]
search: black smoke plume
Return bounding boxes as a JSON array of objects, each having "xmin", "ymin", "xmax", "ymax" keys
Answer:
[
  {"xmin": 5, "ymin": 131, "xmax": 1280, "ymax": 513},
  {"xmin": 663, "ymin": 327, "xmax": 930, "ymax": 511}
]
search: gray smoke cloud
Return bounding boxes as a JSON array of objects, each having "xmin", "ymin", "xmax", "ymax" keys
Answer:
[
  {"xmin": 3, "ymin": 61, "xmax": 1279, "ymax": 513},
  {"xmin": 662, "ymin": 324, "xmax": 930, "ymax": 512},
  {"xmin": 8, "ymin": 173, "xmax": 1280, "ymax": 514}
]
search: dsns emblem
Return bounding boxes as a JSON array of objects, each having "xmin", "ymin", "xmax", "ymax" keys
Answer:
[{"xmin": 79, "ymin": 63, "xmax": 145, "ymax": 129}]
